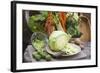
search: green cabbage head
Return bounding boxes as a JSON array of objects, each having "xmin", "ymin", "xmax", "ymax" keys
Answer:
[{"xmin": 49, "ymin": 31, "xmax": 71, "ymax": 52}]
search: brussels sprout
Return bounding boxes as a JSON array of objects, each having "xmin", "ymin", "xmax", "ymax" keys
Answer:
[
  {"xmin": 32, "ymin": 52, "xmax": 41, "ymax": 61},
  {"xmin": 45, "ymin": 54, "xmax": 52, "ymax": 61}
]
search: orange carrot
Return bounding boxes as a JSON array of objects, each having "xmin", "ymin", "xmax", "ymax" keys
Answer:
[
  {"xmin": 45, "ymin": 12, "xmax": 55, "ymax": 36},
  {"xmin": 59, "ymin": 12, "xmax": 67, "ymax": 32}
]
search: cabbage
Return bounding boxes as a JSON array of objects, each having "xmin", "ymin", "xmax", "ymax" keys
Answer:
[
  {"xmin": 62, "ymin": 43, "xmax": 78, "ymax": 55},
  {"xmin": 49, "ymin": 31, "xmax": 71, "ymax": 52}
]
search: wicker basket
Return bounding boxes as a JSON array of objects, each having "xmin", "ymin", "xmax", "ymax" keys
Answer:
[{"xmin": 79, "ymin": 16, "xmax": 91, "ymax": 42}]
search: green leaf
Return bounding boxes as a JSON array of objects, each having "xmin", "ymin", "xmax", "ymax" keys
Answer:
[{"xmin": 27, "ymin": 11, "xmax": 48, "ymax": 32}]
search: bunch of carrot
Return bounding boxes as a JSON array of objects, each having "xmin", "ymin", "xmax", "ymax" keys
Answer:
[{"xmin": 45, "ymin": 12, "xmax": 67, "ymax": 36}]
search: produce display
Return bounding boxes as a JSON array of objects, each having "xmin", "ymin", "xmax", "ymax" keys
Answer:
[{"xmin": 24, "ymin": 11, "xmax": 90, "ymax": 61}]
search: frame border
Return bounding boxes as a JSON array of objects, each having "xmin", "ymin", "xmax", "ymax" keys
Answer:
[{"xmin": 11, "ymin": 1, "xmax": 98, "ymax": 72}]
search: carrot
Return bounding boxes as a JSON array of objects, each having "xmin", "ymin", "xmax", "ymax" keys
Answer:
[
  {"xmin": 59, "ymin": 12, "xmax": 67, "ymax": 32},
  {"xmin": 45, "ymin": 12, "xmax": 55, "ymax": 36}
]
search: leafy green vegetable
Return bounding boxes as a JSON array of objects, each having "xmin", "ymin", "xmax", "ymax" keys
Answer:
[
  {"xmin": 62, "ymin": 43, "xmax": 78, "ymax": 55},
  {"xmin": 28, "ymin": 11, "xmax": 48, "ymax": 32},
  {"xmin": 32, "ymin": 39, "xmax": 45, "ymax": 50},
  {"xmin": 49, "ymin": 31, "xmax": 71, "ymax": 52},
  {"xmin": 66, "ymin": 13, "xmax": 81, "ymax": 37},
  {"xmin": 40, "ymin": 11, "xmax": 48, "ymax": 18}
]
